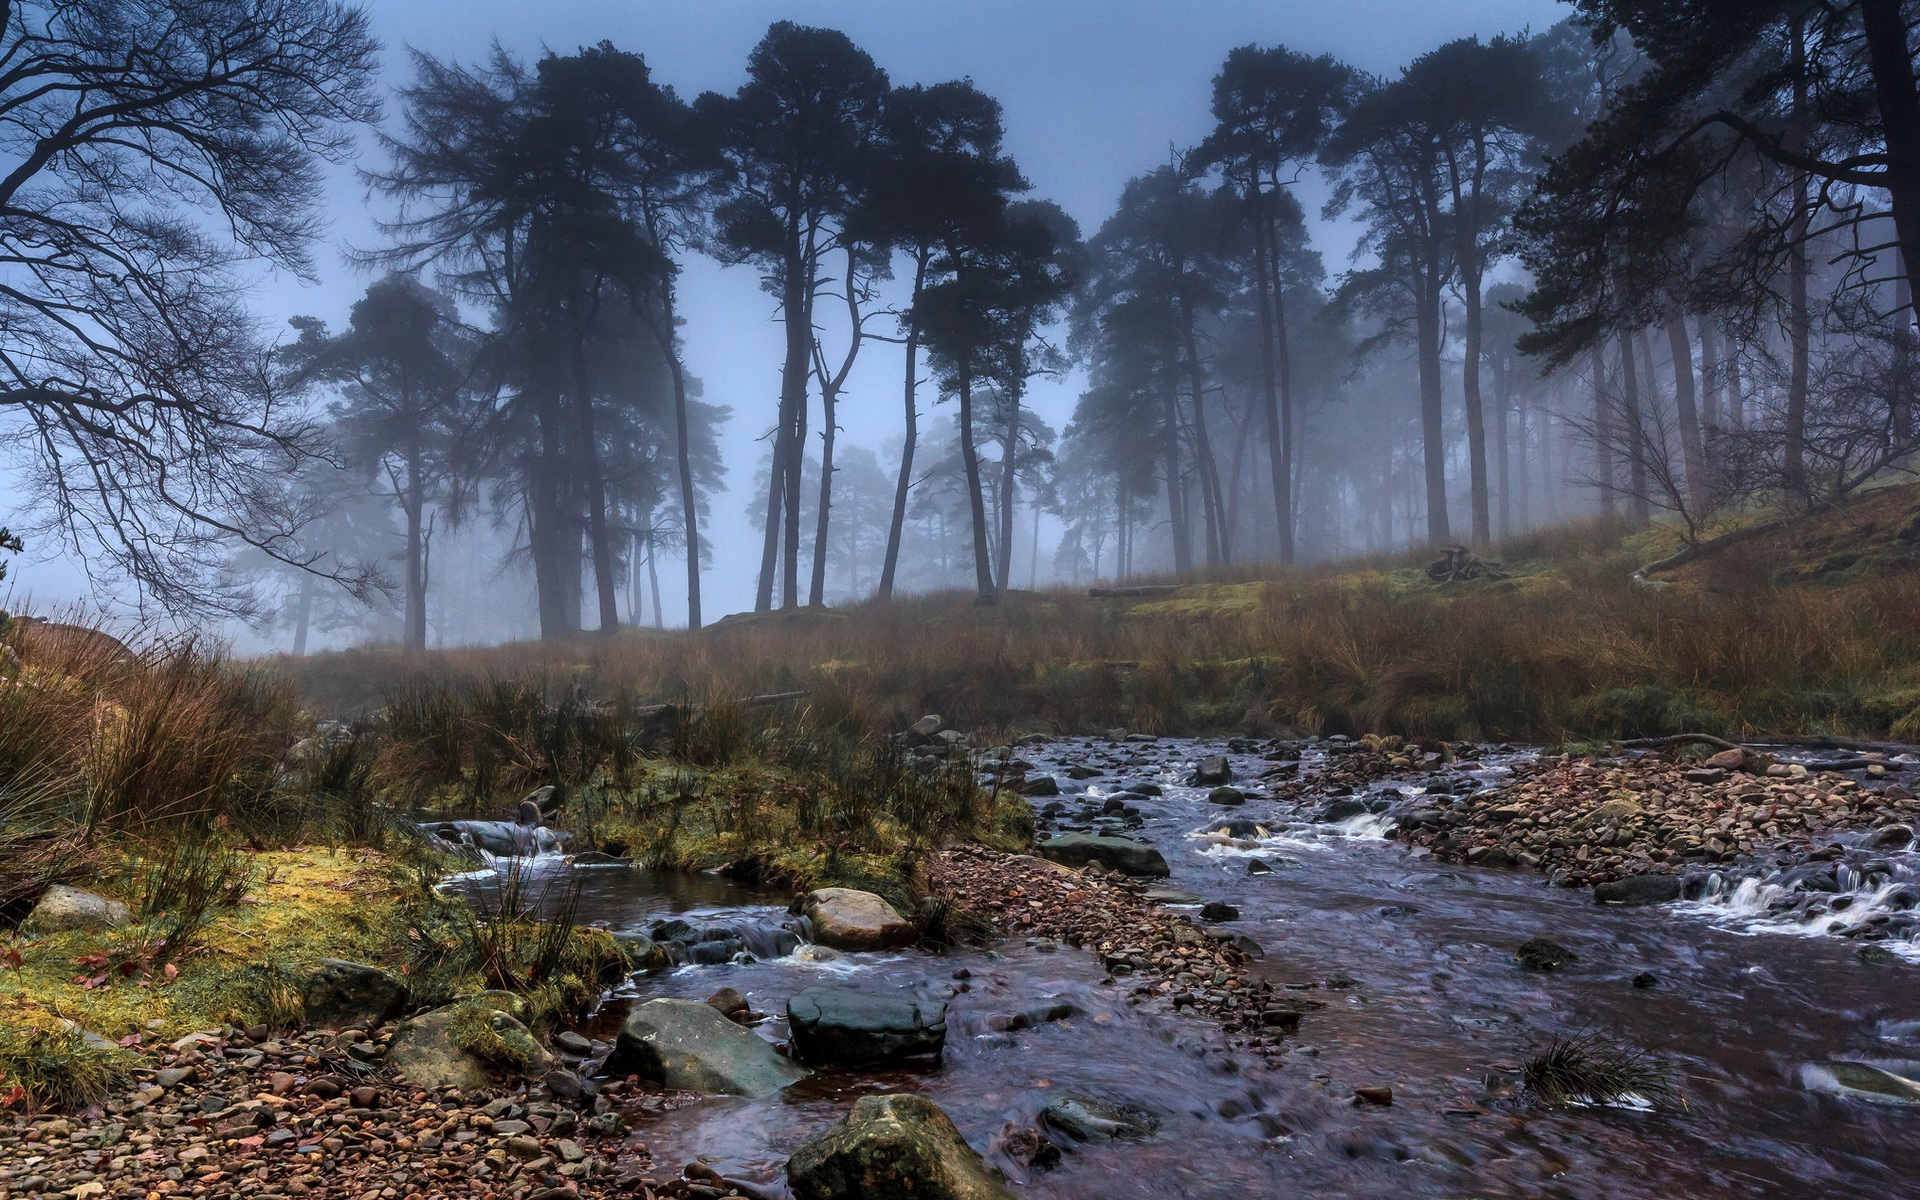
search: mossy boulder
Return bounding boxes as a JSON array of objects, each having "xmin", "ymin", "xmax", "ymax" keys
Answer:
[
  {"xmin": 787, "ymin": 1093, "xmax": 1015, "ymax": 1200},
  {"xmin": 301, "ymin": 959, "xmax": 409, "ymax": 1029},
  {"xmin": 386, "ymin": 998, "xmax": 547, "ymax": 1090},
  {"xmin": 603, "ymin": 998, "xmax": 809, "ymax": 1098}
]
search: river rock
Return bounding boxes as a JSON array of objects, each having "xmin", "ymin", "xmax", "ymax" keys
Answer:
[
  {"xmin": 1021, "ymin": 776, "xmax": 1061, "ymax": 797},
  {"xmin": 1036, "ymin": 834, "xmax": 1169, "ymax": 877},
  {"xmin": 385, "ymin": 1008, "xmax": 492, "ymax": 1091},
  {"xmin": 1804, "ymin": 1060, "xmax": 1920, "ymax": 1104},
  {"xmin": 301, "ymin": 959, "xmax": 409, "ymax": 1029},
  {"xmin": 615, "ymin": 932, "xmax": 673, "ymax": 975},
  {"xmin": 1188, "ymin": 755, "xmax": 1234, "ymax": 787},
  {"xmin": 1200, "ymin": 901, "xmax": 1240, "ymax": 922},
  {"xmin": 420, "ymin": 818, "xmax": 566, "ymax": 857},
  {"xmin": 603, "ymin": 998, "xmax": 810, "ymax": 1097},
  {"xmin": 787, "ymin": 986, "xmax": 948, "ymax": 1066},
  {"xmin": 1593, "ymin": 874, "xmax": 1683, "ymax": 906},
  {"xmin": 802, "ymin": 888, "xmax": 916, "ymax": 951},
  {"xmin": 25, "ymin": 885, "xmax": 129, "ymax": 935},
  {"xmin": 1207, "ymin": 786, "xmax": 1246, "ymax": 806},
  {"xmin": 1871, "ymin": 825, "xmax": 1915, "ymax": 850},
  {"xmin": 1515, "ymin": 937, "xmax": 1577, "ymax": 971},
  {"xmin": 1038, "ymin": 1094, "xmax": 1161, "ymax": 1141},
  {"xmin": 788, "ymin": 1093, "xmax": 1014, "ymax": 1200},
  {"xmin": 1316, "ymin": 798, "xmax": 1369, "ymax": 823}
]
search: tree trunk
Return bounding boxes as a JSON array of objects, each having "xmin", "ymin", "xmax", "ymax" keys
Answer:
[
  {"xmin": 1896, "ymin": 264, "xmax": 1916, "ymax": 450},
  {"xmin": 530, "ymin": 388, "xmax": 572, "ymax": 639},
  {"xmin": 1860, "ymin": 0, "xmax": 1920, "ymax": 307},
  {"xmin": 759, "ymin": 237, "xmax": 810, "ymax": 613},
  {"xmin": 879, "ymin": 252, "xmax": 928, "ymax": 599},
  {"xmin": 1162, "ymin": 385, "xmax": 1192, "ymax": 573},
  {"xmin": 1414, "ymin": 273, "xmax": 1450, "ymax": 545},
  {"xmin": 1784, "ymin": 18, "xmax": 1811, "ymax": 500},
  {"xmin": 1618, "ymin": 331, "xmax": 1651, "ymax": 529},
  {"xmin": 1590, "ymin": 345, "xmax": 1617, "ymax": 518},
  {"xmin": 1666, "ymin": 312, "xmax": 1706, "ymax": 509},
  {"xmin": 1181, "ymin": 302, "xmax": 1229, "ymax": 565},
  {"xmin": 1249, "ymin": 186, "xmax": 1294, "ymax": 563},
  {"xmin": 291, "ymin": 572, "xmax": 314, "ymax": 656},
  {"xmin": 1460, "ymin": 252, "xmax": 1491, "ymax": 547},
  {"xmin": 996, "ymin": 360, "xmax": 1025, "ymax": 591},
  {"xmin": 655, "ymin": 287, "xmax": 702, "ymax": 630},
  {"xmin": 570, "ymin": 330, "xmax": 619, "ymax": 635},
  {"xmin": 1491, "ymin": 350, "xmax": 1511, "ymax": 543},
  {"xmin": 957, "ymin": 354, "xmax": 995, "ymax": 599}
]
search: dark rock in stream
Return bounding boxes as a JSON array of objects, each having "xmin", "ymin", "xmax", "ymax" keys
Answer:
[
  {"xmin": 1515, "ymin": 937, "xmax": 1578, "ymax": 971},
  {"xmin": 787, "ymin": 1093, "xmax": 1016, "ymax": 1200},
  {"xmin": 1037, "ymin": 833, "xmax": 1170, "ymax": 877},
  {"xmin": 1247, "ymin": 858, "xmax": 1274, "ymax": 875},
  {"xmin": 1021, "ymin": 775, "xmax": 1061, "ymax": 797},
  {"xmin": 787, "ymin": 986, "xmax": 948, "ymax": 1066},
  {"xmin": 1207, "ymin": 785, "xmax": 1246, "ymax": 806},
  {"xmin": 1188, "ymin": 755, "xmax": 1234, "ymax": 786},
  {"xmin": 1594, "ymin": 874, "xmax": 1684, "ymax": 906},
  {"xmin": 1316, "ymin": 798, "xmax": 1370, "ymax": 823},
  {"xmin": 1200, "ymin": 902, "xmax": 1241, "ymax": 922}
]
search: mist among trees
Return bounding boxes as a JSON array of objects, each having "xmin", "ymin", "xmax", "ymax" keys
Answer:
[{"xmin": 2, "ymin": 1, "xmax": 1918, "ymax": 650}]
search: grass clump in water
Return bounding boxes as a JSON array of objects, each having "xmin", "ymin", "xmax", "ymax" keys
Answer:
[{"xmin": 1522, "ymin": 1030, "xmax": 1679, "ymax": 1109}]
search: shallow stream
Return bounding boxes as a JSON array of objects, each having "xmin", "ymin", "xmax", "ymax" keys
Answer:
[{"xmin": 459, "ymin": 737, "xmax": 1920, "ymax": 1198}]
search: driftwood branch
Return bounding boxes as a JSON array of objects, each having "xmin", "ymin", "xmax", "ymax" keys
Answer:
[{"xmin": 1088, "ymin": 584, "xmax": 1183, "ymax": 599}]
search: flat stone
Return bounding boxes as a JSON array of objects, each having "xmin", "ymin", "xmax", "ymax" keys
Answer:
[{"xmin": 603, "ymin": 998, "xmax": 810, "ymax": 1098}]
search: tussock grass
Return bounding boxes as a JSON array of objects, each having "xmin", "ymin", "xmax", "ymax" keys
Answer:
[
  {"xmin": 0, "ymin": 1013, "xmax": 129, "ymax": 1111},
  {"xmin": 1522, "ymin": 1031, "xmax": 1679, "ymax": 1109}
]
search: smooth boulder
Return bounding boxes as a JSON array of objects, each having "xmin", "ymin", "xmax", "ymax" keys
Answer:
[
  {"xmin": 802, "ymin": 888, "xmax": 915, "ymax": 951},
  {"xmin": 603, "ymin": 998, "xmax": 810, "ymax": 1098},
  {"xmin": 387, "ymin": 1007, "xmax": 491, "ymax": 1091},
  {"xmin": 787, "ymin": 1093, "xmax": 1016, "ymax": 1200},
  {"xmin": 25, "ymin": 885, "xmax": 129, "ymax": 935},
  {"xmin": 1039, "ymin": 1094, "xmax": 1160, "ymax": 1141},
  {"xmin": 787, "ymin": 986, "xmax": 947, "ymax": 1066},
  {"xmin": 302, "ymin": 959, "xmax": 409, "ymax": 1029},
  {"xmin": 421, "ymin": 818, "xmax": 566, "ymax": 857},
  {"xmin": 1036, "ymin": 834, "xmax": 1169, "ymax": 877}
]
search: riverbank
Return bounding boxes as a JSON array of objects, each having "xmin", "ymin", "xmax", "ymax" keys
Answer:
[{"xmin": 270, "ymin": 486, "xmax": 1920, "ymax": 744}]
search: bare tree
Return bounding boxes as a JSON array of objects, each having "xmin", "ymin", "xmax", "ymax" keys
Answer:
[{"xmin": 0, "ymin": 0, "xmax": 380, "ymax": 617}]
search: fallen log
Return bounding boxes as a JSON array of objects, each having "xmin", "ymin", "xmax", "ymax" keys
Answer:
[{"xmin": 1088, "ymin": 584, "xmax": 1184, "ymax": 599}]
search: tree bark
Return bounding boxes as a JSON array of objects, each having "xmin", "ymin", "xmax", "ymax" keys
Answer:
[
  {"xmin": 1618, "ymin": 331, "xmax": 1651, "ymax": 529},
  {"xmin": 957, "ymin": 353, "xmax": 995, "ymax": 599},
  {"xmin": 1248, "ymin": 193, "xmax": 1295, "ymax": 563},
  {"xmin": 1666, "ymin": 312, "xmax": 1706, "ymax": 510},
  {"xmin": 1590, "ymin": 345, "xmax": 1617, "ymax": 518},
  {"xmin": 879, "ymin": 252, "xmax": 928, "ymax": 599},
  {"xmin": 656, "ymin": 287, "xmax": 702, "ymax": 630},
  {"xmin": 1860, "ymin": 0, "xmax": 1920, "ymax": 309},
  {"xmin": 1414, "ymin": 271, "xmax": 1450, "ymax": 544},
  {"xmin": 569, "ymin": 328, "xmax": 619, "ymax": 635}
]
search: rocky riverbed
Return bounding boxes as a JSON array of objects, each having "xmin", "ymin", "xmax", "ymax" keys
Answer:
[{"xmin": 14, "ymin": 729, "xmax": 1920, "ymax": 1200}]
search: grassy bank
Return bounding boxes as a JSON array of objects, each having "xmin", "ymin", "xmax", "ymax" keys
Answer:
[
  {"xmin": 278, "ymin": 489, "xmax": 1920, "ymax": 743},
  {"xmin": 0, "ymin": 616, "xmax": 1020, "ymax": 1108}
]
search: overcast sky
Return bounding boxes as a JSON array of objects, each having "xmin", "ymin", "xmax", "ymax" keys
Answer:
[{"xmin": 11, "ymin": 0, "xmax": 1565, "ymax": 635}]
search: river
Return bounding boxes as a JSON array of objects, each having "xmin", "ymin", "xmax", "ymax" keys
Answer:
[{"xmin": 460, "ymin": 736, "xmax": 1920, "ymax": 1199}]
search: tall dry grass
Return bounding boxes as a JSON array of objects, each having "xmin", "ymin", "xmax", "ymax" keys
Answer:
[{"xmin": 268, "ymin": 515, "xmax": 1920, "ymax": 744}]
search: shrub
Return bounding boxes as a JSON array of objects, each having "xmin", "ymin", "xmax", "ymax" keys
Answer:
[{"xmin": 0, "ymin": 1013, "xmax": 129, "ymax": 1110}]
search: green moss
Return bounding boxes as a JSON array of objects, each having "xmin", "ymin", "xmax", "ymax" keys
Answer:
[
  {"xmin": 445, "ymin": 997, "xmax": 541, "ymax": 1072},
  {"xmin": 0, "ymin": 1013, "xmax": 131, "ymax": 1109}
]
